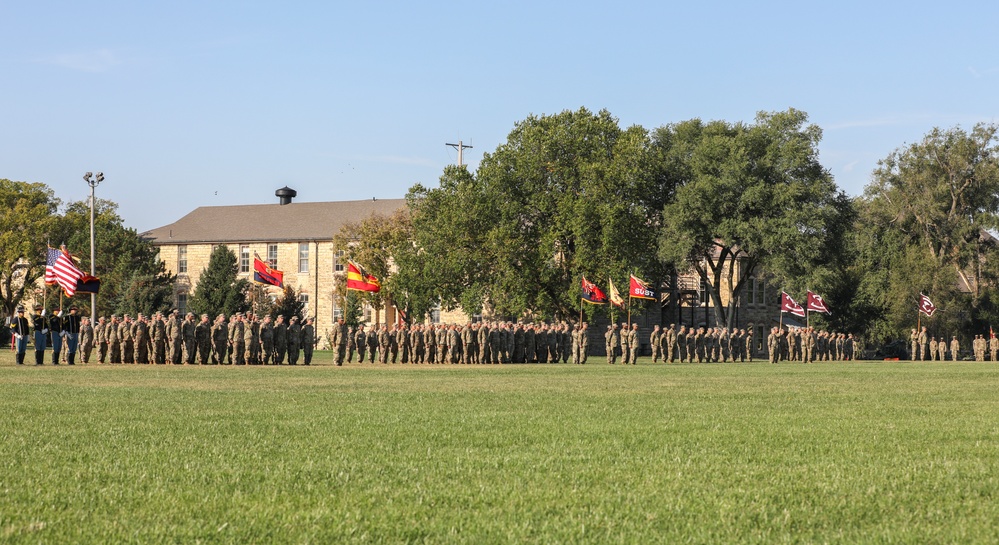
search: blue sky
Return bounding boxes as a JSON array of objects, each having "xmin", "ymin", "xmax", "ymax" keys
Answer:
[{"xmin": 2, "ymin": 1, "xmax": 997, "ymax": 232}]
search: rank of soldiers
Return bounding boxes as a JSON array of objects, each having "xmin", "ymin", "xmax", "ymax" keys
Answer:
[{"xmin": 10, "ymin": 304, "xmax": 990, "ymax": 365}]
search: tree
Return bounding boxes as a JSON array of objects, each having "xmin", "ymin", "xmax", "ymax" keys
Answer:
[
  {"xmin": 331, "ymin": 209, "xmax": 413, "ymax": 324},
  {"xmin": 657, "ymin": 109, "xmax": 851, "ymax": 330},
  {"xmin": 407, "ymin": 108, "xmax": 656, "ymax": 321},
  {"xmin": 270, "ymin": 285, "xmax": 305, "ymax": 324},
  {"xmin": 865, "ymin": 123, "xmax": 999, "ymax": 307},
  {"xmin": 56, "ymin": 198, "xmax": 175, "ymax": 316},
  {"xmin": 854, "ymin": 123, "xmax": 999, "ymax": 340},
  {"xmin": 188, "ymin": 246, "xmax": 250, "ymax": 317},
  {"xmin": 0, "ymin": 180, "xmax": 59, "ymax": 318}
]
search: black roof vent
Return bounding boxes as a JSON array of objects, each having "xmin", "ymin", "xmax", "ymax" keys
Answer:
[{"xmin": 276, "ymin": 186, "xmax": 297, "ymax": 205}]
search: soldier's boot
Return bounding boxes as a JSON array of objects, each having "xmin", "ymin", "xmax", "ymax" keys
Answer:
[
  {"xmin": 16, "ymin": 353, "xmax": 24, "ymax": 365},
  {"xmin": 68, "ymin": 352, "xmax": 76, "ymax": 365},
  {"xmin": 35, "ymin": 351, "xmax": 44, "ymax": 365},
  {"xmin": 52, "ymin": 350, "xmax": 60, "ymax": 365}
]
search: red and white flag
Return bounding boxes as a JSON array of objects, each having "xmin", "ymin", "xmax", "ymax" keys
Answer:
[
  {"xmin": 918, "ymin": 293, "xmax": 937, "ymax": 317},
  {"xmin": 45, "ymin": 246, "xmax": 84, "ymax": 297},
  {"xmin": 806, "ymin": 291, "xmax": 831, "ymax": 314},
  {"xmin": 781, "ymin": 292, "xmax": 805, "ymax": 317}
]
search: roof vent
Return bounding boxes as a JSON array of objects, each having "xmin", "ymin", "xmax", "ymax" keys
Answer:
[{"xmin": 276, "ymin": 186, "xmax": 297, "ymax": 205}]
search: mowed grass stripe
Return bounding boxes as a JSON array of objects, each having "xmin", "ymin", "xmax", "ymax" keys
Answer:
[{"xmin": 2, "ymin": 355, "xmax": 999, "ymax": 543}]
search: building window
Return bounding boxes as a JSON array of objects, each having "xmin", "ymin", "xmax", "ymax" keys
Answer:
[
  {"xmin": 299, "ymin": 293, "xmax": 309, "ymax": 315},
  {"xmin": 363, "ymin": 305, "xmax": 372, "ymax": 323},
  {"xmin": 240, "ymin": 245, "xmax": 250, "ymax": 273},
  {"xmin": 299, "ymin": 243, "xmax": 310, "ymax": 273},
  {"xmin": 267, "ymin": 244, "xmax": 278, "ymax": 268},
  {"xmin": 177, "ymin": 245, "xmax": 187, "ymax": 274},
  {"xmin": 334, "ymin": 250, "xmax": 346, "ymax": 272},
  {"xmin": 177, "ymin": 293, "xmax": 188, "ymax": 314},
  {"xmin": 332, "ymin": 304, "xmax": 343, "ymax": 321},
  {"xmin": 759, "ymin": 280, "xmax": 767, "ymax": 307},
  {"xmin": 430, "ymin": 303, "xmax": 441, "ymax": 324},
  {"xmin": 746, "ymin": 277, "xmax": 757, "ymax": 305}
]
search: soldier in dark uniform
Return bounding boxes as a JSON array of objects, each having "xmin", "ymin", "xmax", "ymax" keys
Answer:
[
  {"xmin": 48, "ymin": 310, "xmax": 63, "ymax": 364},
  {"xmin": 273, "ymin": 315, "xmax": 287, "ymax": 364},
  {"xmin": 366, "ymin": 324, "xmax": 378, "ymax": 363},
  {"xmin": 10, "ymin": 306, "xmax": 30, "ymax": 365},
  {"xmin": 62, "ymin": 306, "xmax": 82, "ymax": 365},
  {"xmin": 31, "ymin": 305, "xmax": 48, "ymax": 365},
  {"xmin": 286, "ymin": 316, "xmax": 301, "ymax": 365},
  {"xmin": 302, "ymin": 317, "xmax": 316, "ymax": 365}
]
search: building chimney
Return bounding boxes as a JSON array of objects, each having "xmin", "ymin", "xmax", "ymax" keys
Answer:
[{"xmin": 276, "ymin": 186, "xmax": 297, "ymax": 205}]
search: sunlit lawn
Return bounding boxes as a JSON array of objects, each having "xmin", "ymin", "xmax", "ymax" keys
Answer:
[{"xmin": 2, "ymin": 350, "xmax": 998, "ymax": 543}]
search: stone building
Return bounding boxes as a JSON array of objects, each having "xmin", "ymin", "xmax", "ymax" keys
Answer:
[{"xmin": 141, "ymin": 188, "xmax": 406, "ymax": 337}]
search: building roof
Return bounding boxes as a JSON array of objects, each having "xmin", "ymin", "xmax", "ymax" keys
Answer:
[{"xmin": 141, "ymin": 198, "xmax": 407, "ymax": 244}]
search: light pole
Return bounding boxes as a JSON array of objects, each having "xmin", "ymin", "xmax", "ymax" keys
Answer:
[{"xmin": 83, "ymin": 172, "xmax": 104, "ymax": 323}]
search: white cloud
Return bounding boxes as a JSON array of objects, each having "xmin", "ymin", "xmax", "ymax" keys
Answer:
[{"xmin": 40, "ymin": 48, "xmax": 121, "ymax": 73}]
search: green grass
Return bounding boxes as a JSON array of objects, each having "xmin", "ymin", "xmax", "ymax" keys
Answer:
[{"xmin": 2, "ymin": 351, "xmax": 999, "ymax": 543}]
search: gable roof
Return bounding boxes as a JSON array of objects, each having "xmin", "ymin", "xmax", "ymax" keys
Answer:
[{"xmin": 141, "ymin": 198, "xmax": 407, "ymax": 244}]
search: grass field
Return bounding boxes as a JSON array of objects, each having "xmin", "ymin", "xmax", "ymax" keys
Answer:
[{"xmin": 2, "ymin": 351, "xmax": 998, "ymax": 544}]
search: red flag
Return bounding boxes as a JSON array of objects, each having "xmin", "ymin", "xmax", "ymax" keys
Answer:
[
  {"xmin": 45, "ymin": 246, "xmax": 84, "ymax": 297},
  {"xmin": 918, "ymin": 293, "xmax": 936, "ymax": 317},
  {"xmin": 781, "ymin": 292, "xmax": 805, "ymax": 317},
  {"xmin": 806, "ymin": 290, "xmax": 831, "ymax": 314},
  {"xmin": 628, "ymin": 274, "xmax": 656, "ymax": 300},
  {"xmin": 253, "ymin": 253, "xmax": 284, "ymax": 288},
  {"xmin": 581, "ymin": 276, "xmax": 607, "ymax": 304},
  {"xmin": 346, "ymin": 261, "xmax": 381, "ymax": 292}
]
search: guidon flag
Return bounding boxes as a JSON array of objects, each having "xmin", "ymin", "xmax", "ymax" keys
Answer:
[
  {"xmin": 581, "ymin": 276, "xmax": 607, "ymax": 304},
  {"xmin": 45, "ymin": 246, "xmax": 85, "ymax": 297},
  {"xmin": 629, "ymin": 274, "xmax": 656, "ymax": 300},
  {"xmin": 918, "ymin": 293, "xmax": 937, "ymax": 317},
  {"xmin": 346, "ymin": 261, "xmax": 381, "ymax": 292},
  {"xmin": 806, "ymin": 290, "xmax": 831, "ymax": 314},
  {"xmin": 253, "ymin": 253, "xmax": 284, "ymax": 288},
  {"xmin": 780, "ymin": 291, "xmax": 806, "ymax": 317},
  {"xmin": 608, "ymin": 277, "xmax": 626, "ymax": 309}
]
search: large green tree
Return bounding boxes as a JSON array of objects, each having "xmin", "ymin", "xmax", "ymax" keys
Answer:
[
  {"xmin": 859, "ymin": 123, "xmax": 999, "ymax": 338},
  {"xmin": 331, "ymin": 208, "xmax": 412, "ymax": 324},
  {"xmin": 657, "ymin": 109, "xmax": 851, "ymax": 330},
  {"xmin": 188, "ymin": 246, "xmax": 250, "ymax": 317},
  {"xmin": 55, "ymin": 198, "xmax": 175, "ymax": 316},
  {"xmin": 0, "ymin": 179, "xmax": 59, "ymax": 318},
  {"xmin": 407, "ymin": 108, "xmax": 658, "ymax": 320}
]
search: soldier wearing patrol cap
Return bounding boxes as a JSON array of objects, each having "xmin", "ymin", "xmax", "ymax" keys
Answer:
[{"xmin": 10, "ymin": 306, "xmax": 30, "ymax": 365}]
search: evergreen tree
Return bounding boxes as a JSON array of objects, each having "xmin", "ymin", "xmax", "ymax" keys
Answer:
[
  {"xmin": 188, "ymin": 246, "xmax": 250, "ymax": 317},
  {"xmin": 270, "ymin": 285, "xmax": 305, "ymax": 324}
]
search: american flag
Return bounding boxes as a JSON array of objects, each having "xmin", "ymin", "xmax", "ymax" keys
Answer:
[{"xmin": 45, "ymin": 247, "xmax": 84, "ymax": 297}]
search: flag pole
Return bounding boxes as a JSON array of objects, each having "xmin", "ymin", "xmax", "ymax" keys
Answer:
[
  {"xmin": 805, "ymin": 289, "xmax": 809, "ymax": 329},
  {"xmin": 627, "ymin": 294, "xmax": 632, "ymax": 325}
]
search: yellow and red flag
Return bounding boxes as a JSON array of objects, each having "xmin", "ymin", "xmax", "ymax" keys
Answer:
[{"xmin": 347, "ymin": 261, "xmax": 381, "ymax": 292}]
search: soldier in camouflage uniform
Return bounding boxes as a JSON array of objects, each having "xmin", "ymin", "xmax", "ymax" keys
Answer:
[
  {"xmin": 108, "ymin": 315, "xmax": 122, "ymax": 364},
  {"xmin": 605, "ymin": 325, "xmax": 618, "ymax": 364},
  {"xmin": 195, "ymin": 314, "xmax": 212, "ymax": 364},
  {"xmin": 366, "ymin": 324, "xmax": 379, "ymax": 363},
  {"xmin": 133, "ymin": 314, "xmax": 152, "ymax": 364},
  {"xmin": 627, "ymin": 323, "xmax": 639, "ymax": 364},
  {"xmin": 353, "ymin": 324, "xmax": 367, "ymax": 363},
  {"xmin": 212, "ymin": 314, "xmax": 228, "ymax": 364}
]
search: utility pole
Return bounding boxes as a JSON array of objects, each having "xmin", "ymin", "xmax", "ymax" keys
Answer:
[
  {"xmin": 446, "ymin": 140, "xmax": 473, "ymax": 167},
  {"xmin": 84, "ymin": 172, "xmax": 104, "ymax": 323}
]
